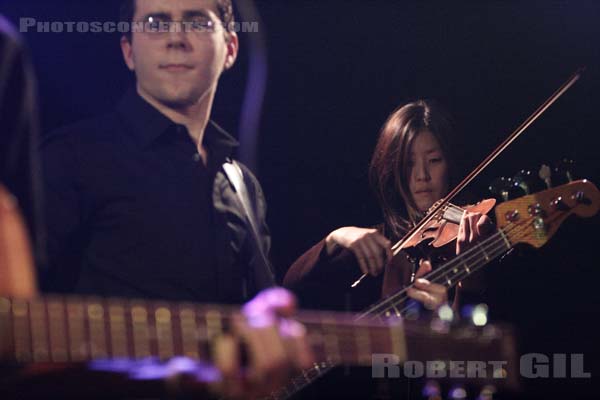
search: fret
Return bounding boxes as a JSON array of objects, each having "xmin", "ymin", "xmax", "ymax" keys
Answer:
[
  {"xmin": 29, "ymin": 299, "xmax": 50, "ymax": 362},
  {"xmin": 498, "ymin": 229, "xmax": 512, "ymax": 249},
  {"xmin": 11, "ymin": 299, "xmax": 31, "ymax": 362},
  {"xmin": 462, "ymin": 262, "xmax": 471, "ymax": 275},
  {"xmin": 320, "ymin": 317, "xmax": 341, "ymax": 363},
  {"xmin": 155, "ymin": 306, "xmax": 174, "ymax": 360},
  {"xmin": 355, "ymin": 326, "xmax": 371, "ymax": 365},
  {"xmin": 179, "ymin": 307, "xmax": 200, "ymax": 360},
  {"xmin": 66, "ymin": 300, "xmax": 87, "ymax": 361},
  {"xmin": 445, "ymin": 274, "xmax": 453, "ymax": 288},
  {"xmin": 478, "ymin": 243, "xmax": 490, "ymax": 261},
  {"xmin": 87, "ymin": 302, "xmax": 108, "ymax": 358},
  {"xmin": 131, "ymin": 304, "xmax": 151, "ymax": 358},
  {"xmin": 390, "ymin": 323, "xmax": 407, "ymax": 361},
  {"xmin": 47, "ymin": 298, "xmax": 68, "ymax": 362},
  {"xmin": 108, "ymin": 303, "xmax": 128, "ymax": 358},
  {"xmin": 205, "ymin": 309, "xmax": 223, "ymax": 339},
  {"xmin": 0, "ymin": 298, "xmax": 13, "ymax": 359}
]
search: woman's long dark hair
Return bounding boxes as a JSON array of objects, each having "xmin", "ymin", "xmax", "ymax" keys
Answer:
[{"xmin": 369, "ymin": 100, "xmax": 456, "ymax": 240}]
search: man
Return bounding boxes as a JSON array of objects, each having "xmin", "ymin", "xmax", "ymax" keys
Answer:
[{"xmin": 40, "ymin": 1, "xmax": 310, "ymax": 397}]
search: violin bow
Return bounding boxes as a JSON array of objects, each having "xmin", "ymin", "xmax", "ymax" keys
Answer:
[{"xmin": 352, "ymin": 66, "xmax": 585, "ymax": 288}]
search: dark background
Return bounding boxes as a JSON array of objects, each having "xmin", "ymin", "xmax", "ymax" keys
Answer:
[{"xmin": 2, "ymin": 1, "xmax": 599, "ymax": 398}]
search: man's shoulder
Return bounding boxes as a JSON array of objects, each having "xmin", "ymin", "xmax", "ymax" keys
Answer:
[{"xmin": 41, "ymin": 111, "xmax": 123, "ymax": 150}]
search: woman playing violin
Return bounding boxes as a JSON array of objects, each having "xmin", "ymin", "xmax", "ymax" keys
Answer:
[{"xmin": 284, "ymin": 100, "xmax": 493, "ymax": 311}]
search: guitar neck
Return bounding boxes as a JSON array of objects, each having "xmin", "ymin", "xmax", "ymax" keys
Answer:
[
  {"xmin": 362, "ymin": 225, "xmax": 514, "ymax": 319},
  {"xmin": 0, "ymin": 296, "xmax": 404, "ymax": 367}
]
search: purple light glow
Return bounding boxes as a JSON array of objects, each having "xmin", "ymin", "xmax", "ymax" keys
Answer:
[{"xmin": 89, "ymin": 357, "xmax": 222, "ymax": 383}]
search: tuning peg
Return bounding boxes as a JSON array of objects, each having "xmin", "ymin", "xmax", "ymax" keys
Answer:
[
  {"xmin": 539, "ymin": 164, "xmax": 552, "ymax": 188},
  {"xmin": 513, "ymin": 169, "xmax": 545, "ymax": 195},
  {"xmin": 552, "ymin": 158, "xmax": 577, "ymax": 185},
  {"xmin": 571, "ymin": 190, "xmax": 591, "ymax": 205},
  {"xmin": 550, "ymin": 196, "xmax": 569, "ymax": 211},
  {"xmin": 488, "ymin": 177, "xmax": 520, "ymax": 202}
]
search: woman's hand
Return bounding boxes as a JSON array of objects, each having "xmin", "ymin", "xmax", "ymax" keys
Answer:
[
  {"xmin": 455, "ymin": 211, "xmax": 495, "ymax": 255},
  {"xmin": 325, "ymin": 227, "xmax": 392, "ymax": 277},
  {"xmin": 406, "ymin": 259, "xmax": 448, "ymax": 310}
]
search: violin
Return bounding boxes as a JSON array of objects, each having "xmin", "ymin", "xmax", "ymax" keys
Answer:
[{"xmin": 394, "ymin": 198, "xmax": 496, "ymax": 252}]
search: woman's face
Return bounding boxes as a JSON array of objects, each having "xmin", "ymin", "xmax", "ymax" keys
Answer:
[{"xmin": 407, "ymin": 130, "xmax": 449, "ymax": 213}]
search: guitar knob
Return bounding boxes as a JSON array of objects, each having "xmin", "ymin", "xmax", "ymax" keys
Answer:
[
  {"xmin": 572, "ymin": 191, "xmax": 591, "ymax": 205},
  {"xmin": 550, "ymin": 196, "xmax": 569, "ymax": 211},
  {"xmin": 422, "ymin": 380, "xmax": 441, "ymax": 399},
  {"xmin": 527, "ymin": 203, "xmax": 544, "ymax": 216},
  {"xmin": 471, "ymin": 304, "xmax": 488, "ymax": 327},
  {"xmin": 533, "ymin": 217, "xmax": 546, "ymax": 231},
  {"xmin": 448, "ymin": 385, "xmax": 467, "ymax": 400},
  {"xmin": 505, "ymin": 209, "xmax": 520, "ymax": 222},
  {"xmin": 437, "ymin": 304, "xmax": 454, "ymax": 322},
  {"xmin": 477, "ymin": 385, "xmax": 497, "ymax": 400},
  {"xmin": 460, "ymin": 304, "xmax": 489, "ymax": 326}
]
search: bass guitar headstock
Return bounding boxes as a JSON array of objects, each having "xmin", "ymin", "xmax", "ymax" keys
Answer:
[{"xmin": 495, "ymin": 180, "xmax": 599, "ymax": 248}]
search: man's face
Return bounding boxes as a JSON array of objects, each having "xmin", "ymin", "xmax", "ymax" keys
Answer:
[{"xmin": 121, "ymin": 0, "xmax": 238, "ymax": 109}]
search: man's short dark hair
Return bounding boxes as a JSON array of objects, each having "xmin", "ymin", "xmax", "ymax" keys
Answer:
[{"xmin": 119, "ymin": 0, "xmax": 235, "ymax": 41}]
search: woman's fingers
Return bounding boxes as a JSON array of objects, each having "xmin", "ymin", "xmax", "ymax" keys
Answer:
[
  {"xmin": 363, "ymin": 237, "xmax": 386, "ymax": 276},
  {"xmin": 414, "ymin": 259, "xmax": 432, "ymax": 279},
  {"xmin": 407, "ymin": 279, "xmax": 448, "ymax": 310},
  {"xmin": 456, "ymin": 212, "xmax": 495, "ymax": 254},
  {"xmin": 351, "ymin": 242, "xmax": 370, "ymax": 276},
  {"xmin": 373, "ymin": 234, "xmax": 393, "ymax": 270},
  {"xmin": 327, "ymin": 227, "xmax": 392, "ymax": 276},
  {"xmin": 356, "ymin": 240, "xmax": 378, "ymax": 276},
  {"xmin": 476, "ymin": 214, "xmax": 493, "ymax": 236}
]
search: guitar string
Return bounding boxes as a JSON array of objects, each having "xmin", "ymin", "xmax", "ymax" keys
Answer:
[
  {"xmin": 373, "ymin": 213, "xmax": 561, "ymax": 319},
  {"xmin": 358, "ymin": 220, "xmax": 520, "ymax": 319},
  {"xmin": 373, "ymin": 221, "xmax": 524, "ymax": 318}
]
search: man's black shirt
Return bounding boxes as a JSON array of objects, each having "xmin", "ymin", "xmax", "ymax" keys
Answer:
[{"xmin": 41, "ymin": 89, "xmax": 271, "ymax": 303}]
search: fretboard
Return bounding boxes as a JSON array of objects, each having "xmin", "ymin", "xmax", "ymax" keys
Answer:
[
  {"xmin": 0, "ymin": 297, "xmax": 404, "ymax": 368},
  {"xmin": 268, "ymin": 226, "xmax": 517, "ymax": 400}
]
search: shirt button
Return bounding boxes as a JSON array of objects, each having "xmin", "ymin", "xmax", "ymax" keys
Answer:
[{"xmin": 192, "ymin": 153, "xmax": 202, "ymax": 163}]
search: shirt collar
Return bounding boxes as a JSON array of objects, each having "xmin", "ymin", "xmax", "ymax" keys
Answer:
[{"xmin": 117, "ymin": 88, "xmax": 239, "ymax": 155}]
